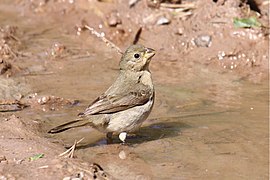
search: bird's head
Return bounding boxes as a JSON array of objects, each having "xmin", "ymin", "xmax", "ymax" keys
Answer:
[{"xmin": 119, "ymin": 44, "xmax": 155, "ymax": 71}]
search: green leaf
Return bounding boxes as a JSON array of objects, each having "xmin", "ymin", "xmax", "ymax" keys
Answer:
[
  {"xmin": 29, "ymin": 153, "xmax": 44, "ymax": 161},
  {"xmin": 233, "ymin": 17, "xmax": 261, "ymax": 28}
]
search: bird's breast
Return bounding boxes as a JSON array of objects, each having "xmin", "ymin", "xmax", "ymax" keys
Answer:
[{"xmin": 139, "ymin": 71, "xmax": 154, "ymax": 89}]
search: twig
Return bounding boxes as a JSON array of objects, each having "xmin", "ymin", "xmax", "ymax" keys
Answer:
[
  {"xmin": 160, "ymin": 2, "xmax": 195, "ymax": 9},
  {"xmin": 82, "ymin": 25, "xmax": 123, "ymax": 55},
  {"xmin": 174, "ymin": 11, "xmax": 193, "ymax": 19},
  {"xmin": 3, "ymin": 44, "xmax": 18, "ymax": 58},
  {"xmin": 59, "ymin": 137, "xmax": 84, "ymax": 158},
  {"xmin": 132, "ymin": 27, "xmax": 142, "ymax": 45}
]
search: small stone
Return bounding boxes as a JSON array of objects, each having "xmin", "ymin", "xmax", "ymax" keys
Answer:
[
  {"xmin": 147, "ymin": 0, "xmax": 161, "ymax": 8},
  {"xmin": 156, "ymin": 16, "xmax": 171, "ymax": 25},
  {"xmin": 107, "ymin": 11, "xmax": 122, "ymax": 27},
  {"xmin": 194, "ymin": 35, "xmax": 212, "ymax": 47},
  {"xmin": 143, "ymin": 14, "xmax": 157, "ymax": 24},
  {"xmin": 175, "ymin": 28, "xmax": 184, "ymax": 35},
  {"xmin": 38, "ymin": 96, "xmax": 50, "ymax": 105}
]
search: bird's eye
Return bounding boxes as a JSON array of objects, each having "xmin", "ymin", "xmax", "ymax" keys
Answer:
[{"xmin": 134, "ymin": 53, "xmax": 140, "ymax": 59}]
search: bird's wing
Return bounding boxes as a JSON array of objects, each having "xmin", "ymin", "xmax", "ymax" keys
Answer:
[{"xmin": 79, "ymin": 85, "xmax": 153, "ymax": 116}]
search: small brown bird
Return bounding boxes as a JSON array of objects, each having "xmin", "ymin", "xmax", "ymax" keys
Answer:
[{"xmin": 48, "ymin": 44, "xmax": 155, "ymax": 143}]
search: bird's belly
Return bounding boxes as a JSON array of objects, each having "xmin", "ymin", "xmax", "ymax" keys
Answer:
[{"xmin": 106, "ymin": 99, "xmax": 154, "ymax": 133}]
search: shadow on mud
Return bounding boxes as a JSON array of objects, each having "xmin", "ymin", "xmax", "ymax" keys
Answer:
[
  {"xmin": 72, "ymin": 110, "xmax": 231, "ymax": 149},
  {"xmin": 75, "ymin": 120, "xmax": 191, "ymax": 149}
]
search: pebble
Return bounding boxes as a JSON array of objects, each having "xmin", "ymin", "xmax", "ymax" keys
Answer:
[
  {"xmin": 107, "ymin": 11, "xmax": 122, "ymax": 27},
  {"xmin": 175, "ymin": 27, "xmax": 184, "ymax": 35},
  {"xmin": 194, "ymin": 35, "xmax": 212, "ymax": 47},
  {"xmin": 156, "ymin": 16, "xmax": 170, "ymax": 25}
]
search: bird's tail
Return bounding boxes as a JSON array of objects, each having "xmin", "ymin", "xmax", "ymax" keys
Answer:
[{"xmin": 48, "ymin": 119, "xmax": 90, "ymax": 134}]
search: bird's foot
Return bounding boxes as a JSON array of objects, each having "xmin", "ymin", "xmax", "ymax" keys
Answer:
[{"xmin": 119, "ymin": 132, "xmax": 127, "ymax": 144}]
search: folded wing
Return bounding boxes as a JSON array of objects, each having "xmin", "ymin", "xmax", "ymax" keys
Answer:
[{"xmin": 79, "ymin": 85, "xmax": 152, "ymax": 116}]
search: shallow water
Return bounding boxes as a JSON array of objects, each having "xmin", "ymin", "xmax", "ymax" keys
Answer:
[
  {"xmin": 46, "ymin": 68, "xmax": 268, "ymax": 179},
  {"xmin": 38, "ymin": 55, "xmax": 268, "ymax": 179},
  {"xmin": 1, "ymin": 1, "xmax": 268, "ymax": 179}
]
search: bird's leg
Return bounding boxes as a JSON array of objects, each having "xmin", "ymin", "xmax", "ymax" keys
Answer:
[{"xmin": 106, "ymin": 132, "xmax": 113, "ymax": 144}]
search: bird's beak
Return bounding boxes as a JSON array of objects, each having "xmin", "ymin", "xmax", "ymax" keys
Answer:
[{"xmin": 145, "ymin": 47, "xmax": 156, "ymax": 59}]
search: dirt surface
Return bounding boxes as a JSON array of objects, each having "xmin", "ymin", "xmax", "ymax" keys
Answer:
[{"xmin": 0, "ymin": 0, "xmax": 269, "ymax": 179}]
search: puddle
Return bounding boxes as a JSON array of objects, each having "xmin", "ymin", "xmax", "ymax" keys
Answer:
[{"xmin": 41, "ymin": 57, "xmax": 268, "ymax": 179}]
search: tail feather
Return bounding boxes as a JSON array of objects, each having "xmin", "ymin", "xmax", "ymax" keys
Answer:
[{"xmin": 48, "ymin": 119, "xmax": 89, "ymax": 134}]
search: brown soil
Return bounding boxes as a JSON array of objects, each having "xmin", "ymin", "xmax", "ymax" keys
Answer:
[{"xmin": 0, "ymin": 0, "xmax": 269, "ymax": 179}]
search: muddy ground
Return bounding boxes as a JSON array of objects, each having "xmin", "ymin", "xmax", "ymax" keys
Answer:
[{"xmin": 0, "ymin": 0, "xmax": 269, "ymax": 179}]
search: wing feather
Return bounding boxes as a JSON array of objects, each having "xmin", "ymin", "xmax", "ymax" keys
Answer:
[{"xmin": 79, "ymin": 86, "xmax": 152, "ymax": 116}]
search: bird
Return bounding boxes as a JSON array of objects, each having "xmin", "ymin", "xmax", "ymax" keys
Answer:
[{"xmin": 48, "ymin": 44, "xmax": 155, "ymax": 143}]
